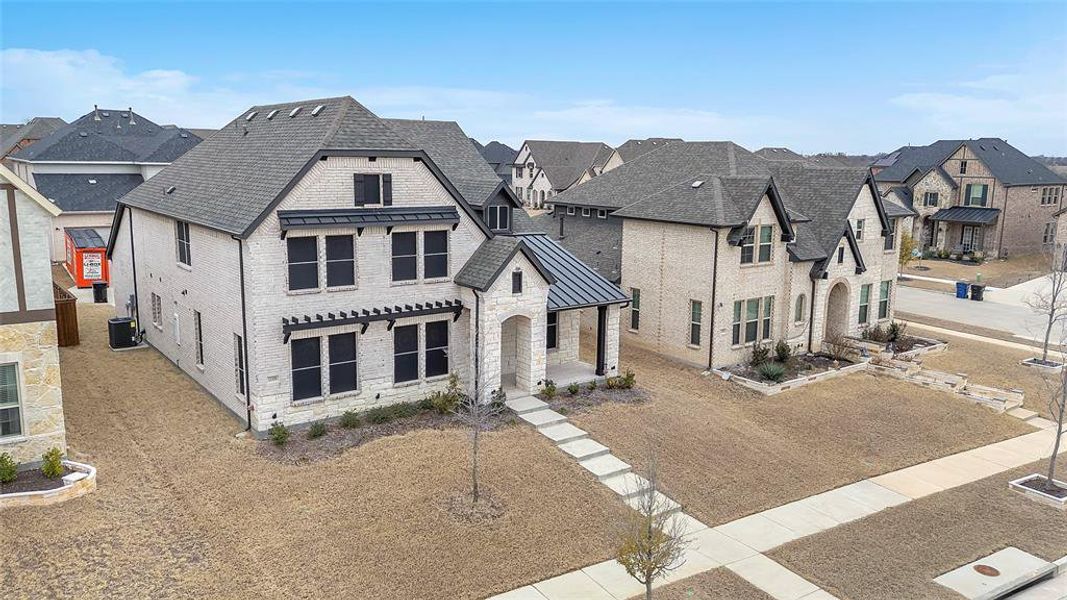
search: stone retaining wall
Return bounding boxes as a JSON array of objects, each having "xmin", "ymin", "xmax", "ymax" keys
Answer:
[
  {"xmin": 711, "ymin": 359, "xmax": 870, "ymax": 396},
  {"xmin": 0, "ymin": 460, "xmax": 96, "ymax": 509}
]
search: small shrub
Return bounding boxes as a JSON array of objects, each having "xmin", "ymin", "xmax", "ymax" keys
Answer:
[
  {"xmin": 417, "ymin": 397, "xmax": 434, "ymax": 411},
  {"xmin": 41, "ymin": 447, "xmax": 64, "ymax": 479},
  {"xmin": 862, "ymin": 324, "xmax": 891, "ymax": 343},
  {"xmin": 605, "ymin": 376, "xmax": 621, "ymax": 389},
  {"xmin": 0, "ymin": 452, "xmax": 17, "ymax": 484},
  {"xmin": 567, "ymin": 383, "xmax": 580, "ymax": 396},
  {"xmin": 587, "ymin": 380, "xmax": 597, "ymax": 391},
  {"xmin": 542, "ymin": 379, "xmax": 557, "ymax": 399},
  {"xmin": 429, "ymin": 373, "xmax": 463, "ymax": 414},
  {"xmin": 887, "ymin": 321, "xmax": 906, "ymax": 342},
  {"xmin": 756, "ymin": 362, "xmax": 787, "ymax": 383},
  {"xmin": 620, "ymin": 369, "xmax": 636, "ymax": 389},
  {"xmin": 268, "ymin": 422, "xmax": 290, "ymax": 446},
  {"xmin": 823, "ymin": 333, "xmax": 853, "ymax": 361},
  {"xmin": 558, "ymin": 406, "xmax": 570, "ymax": 415},
  {"xmin": 339, "ymin": 410, "xmax": 361, "ymax": 429},
  {"xmin": 307, "ymin": 422, "xmax": 328, "ymax": 439},
  {"xmin": 749, "ymin": 342, "xmax": 770, "ymax": 367},
  {"xmin": 489, "ymin": 388, "xmax": 507, "ymax": 410},
  {"xmin": 774, "ymin": 340, "xmax": 792, "ymax": 363}
]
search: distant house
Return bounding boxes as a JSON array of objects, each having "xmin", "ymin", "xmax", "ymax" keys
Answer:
[
  {"xmin": 0, "ymin": 164, "xmax": 67, "ymax": 465},
  {"xmin": 512, "ymin": 140, "xmax": 614, "ymax": 207},
  {"xmin": 473, "ymin": 140, "xmax": 518, "ymax": 184},
  {"xmin": 754, "ymin": 147, "xmax": 808, "ymax": 163},
  {"xmin": 8, "ymin": 107, "xmax": 204, "ymax": 260},
  {"xmin": 602, "ymin": 138, "xmax": 681, "ymax": 172},
  {"xmin": 873, "ymin": 138, "xmax": 1066, "ymax": 258},
  {"xmin": 0, "ymin": 117, "xmax": 67, "ymax": 166}
]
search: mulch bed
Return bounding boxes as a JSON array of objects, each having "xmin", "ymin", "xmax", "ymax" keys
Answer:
[
  {"xmin": 539, "ymin": 385, "xmax": 649, "ymax": 414},
  {"xmin": 0, "ymin": 467, "xmax": 71, "ymax": 495},
  {"xmin": 1022, "ymin": 357, "xmax": 1065, "ymax": 368},
  {"xmin": 725, "ymin": 353, "xmax": 853, "ymax": 383},
  {"xmin": 256, "ymin": 409, "xmax": 513, "ymax": 465},
  {"xmin": 1017, "ymin": 475, "xmax": 1067, "ymax": 499}
]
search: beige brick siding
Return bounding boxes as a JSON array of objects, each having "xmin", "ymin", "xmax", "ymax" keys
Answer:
[
  {"xmin": 1, "ymin": 189, "xmax": 54, "ymax": 312},
  {"xmin": 0, "ymin": 320, "xmax": 66, "ymax": 464}
]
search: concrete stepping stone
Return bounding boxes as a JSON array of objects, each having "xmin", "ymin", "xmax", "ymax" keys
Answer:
[
  {"xmin": 557, "ymin": 438, "xmax": 610, "ymax": 461},
  {"xmin": 761, "ymin": 500, "xmax": 842, "ymax": 536},
  {"xmin": 506, "ymin": 396, "xmax": 549, "ymax": 415},
  {"xmin": 624, "ymin": 490, "xmax": 681, "ymax": 516},
  {"xmin": 934, "ymin": 546, "xmax": 1055, "ymax": 600},
  {"xmin": 600, "ymin": 472, "xmax": 650, "ymax": 498},
  {"xmin": 538, "ymin": 422, "xmax": 588, "ymax": 445},
  {"xmin": 579, "ymin": 453, "xmax": 631, "ymax": 481},
  {"xmin": 519, "ymin": 408, "xmax": 568, "ymax": 429},
  {"xmin": 664, "ymin": 511, "xmax": 709, "ymax": 537},
  {"xmin": 834, "ymin": 480, "xmax": 910, "ymax": 512},
  {"xmin": 657, "ymin": 547, "xmax": 721, "ymax": 587},
  {"xmin": 1007, "ymin": 407, "xmax": 1038, "ymax": 421},
  {"xmin": 727, "ymin": 554, "xmax": 820, "ymax": 600},
  {"xmin": 688, "ymin": 527, "xmax": 759, "ymax": 565},
  {"xmin": 798, "ymin": 489, "xmax": 877, "ymax": 524},
  {"xmin": 533, "ymin": 570, "xmax": 614, "ymax": 600},
  {"xmin": 714, "ymin": 513, "xmax": 801, "ymax": 553},
  {"xmin": 581, "ymin": 559, "xmax": 645, "ymax": 599},
  {"xmin": 798, "ymin": 590, "xmax": 840, "ymax": 599},
  {"xmin": 871, "ymin": 469, "xmax": 946, "ymax": 499},
  {"xmin": 487, "ymin": 586, "xmax": 549, "ymax": 600}
]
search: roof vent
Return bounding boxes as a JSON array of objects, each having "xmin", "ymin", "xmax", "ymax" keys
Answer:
[
  {"xmin": 165, "ymin": 186, "xmax": 176, "ymax": 195},
  {"xmin": 692, "ymin": 180, "xmax": 704, "ymax": 188},
  {"xmin": 102, "ymin": 111, "xmax": 110, "ymax": 117},
  {"xmin": 93, "ymin": 105, "xmax": 101, "ymax": 121},
  {"xmin": 245, "ymin": 111, "xmax": 258, "ymax": 122},
  {"xmin": 180, "ymin": 132, "xmax": 188, "ymax": 138},
  {"xmin": 311, "ymin": 105, "xmax": 325, "ymax": 116},
  {"xmin": 267, "ymin": 109, "xmax": 279, "ymax": 120},
  {"xmin": 121, "ymin": 112, "xmax": 129, "ymax": 118},
  {"xmin": 289, "ymin": 106, "xmax": 302, "ymax": 118},
  {"xmin": 88, "ymin": 179, "xmax": 97, "ymax": 184},
  {"xmin": 79, "ymin": 132, "xmax": 88, "ymax": 137},
  {"xmin": 128, "ymin": 107, "xmax": 136, "ymax": 126}
]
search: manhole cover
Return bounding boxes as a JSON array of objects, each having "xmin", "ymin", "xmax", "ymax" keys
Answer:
[{"xmin": 974, "ymin": 564, "xmax": 1000, "ymax": 577}]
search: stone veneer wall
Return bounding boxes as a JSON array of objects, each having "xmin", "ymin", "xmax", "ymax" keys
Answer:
[{"xmin": 0, "ymin": 320, "xmax": 66, "ymax": 464}]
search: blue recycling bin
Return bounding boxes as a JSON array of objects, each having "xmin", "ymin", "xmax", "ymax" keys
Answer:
[{"xmin": 955, "ymin": 281, "xmax": 970, "ymax": 299}]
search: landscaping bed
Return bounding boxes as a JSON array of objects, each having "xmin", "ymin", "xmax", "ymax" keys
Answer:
[
  {"xmin": 537, "ymin": 377, "xmax": 649, "ymax": 414},
  {"xmin": 722, "ymin": 353, "xmax": 854, "ymax": 383},
  {"xmin": 0, "ymin": 466, "xmax": 70, "ymax": 495},
  {"xmin": 1010, "ymin": 474, "xmax": 1067, "ymax": 509},
  {"xmin": 714, "ymin": 350, "xmax": 866, "ymax": 396}
]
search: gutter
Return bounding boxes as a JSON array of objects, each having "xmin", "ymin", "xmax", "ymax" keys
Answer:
[
  {"xmin": 474, "ymin": 291, "xmax": 482, "ymax": 402},
  {"xmin": 235, "ymin": 237, "xmax": 253, "ymax": 430},
  {"xmin": 807, "ymin": 276, "xmax": 817, "ymax": 352},
  {"xmin": 128, "ymin": 207, "xmax": 143, "ymax": 335},
  {"xmin": 707, "ymin": 228, "xmax": 720, "ymax": 370}
]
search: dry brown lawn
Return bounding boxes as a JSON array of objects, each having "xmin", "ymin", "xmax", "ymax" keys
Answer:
[
  {"xmin": 640, "ymin": 568, "xmax": 772, "ymax": 599},
  {"xmin": 1, "ymin": 305, "xmax": 626, "ymax": 599},
  {"xmin": 903, "ymin": 253, "xmax": 1046, "ymax": 287},
  {"xmin": 919, "ymin": 330, "xmax": 1060, "ymax": 418},
  {"xmin": 572, "ymin": 338, "xmax": 1031, "ymax": 527},
  {"xmin": 898, "ymin": 277, "xmax": 955, "ymax": 294},
  {"xmin": 769, "ymin": 457, "xmax": 1067, "ymax": 600}
]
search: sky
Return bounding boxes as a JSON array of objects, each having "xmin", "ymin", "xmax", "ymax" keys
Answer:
[{"xmin": 2, "ymin": 1, "xmax": 1066, "ymax": 155}]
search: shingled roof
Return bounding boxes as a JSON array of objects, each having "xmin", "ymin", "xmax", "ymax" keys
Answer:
[
  {"xmin": 34, "ymin": 173, "xmax": 144, "ymax": 213},
  {"xmin": 874, "ymin": 138, "xmax": 1066, "ymax": 187},
  {"xmin": 13, "ymin": 108, "xmax": 201, "ymax": 163},
  {"xmin": 755, "ymin": 147, "xmax": 806, "ymax": 162},
  {"xmin": 614, "ymin": 138, "xmax": 681, "ymax": 163},
  {"xmin": 524, "ymin": 140, "xmax": 614, "ymax": 190},
  {"xmin": 0, "ymin": 117, "xmax": 67, "ymax": 157}
]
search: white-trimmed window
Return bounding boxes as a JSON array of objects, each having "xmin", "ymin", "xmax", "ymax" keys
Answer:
[
  {"xmin": 630, "ymin": 288, "xmax": 640, "ymax": 330},
  {"xmin": 1041, "ymin": 187, "xmax": 1061, "ymax": 206},
  {"xmin": 151, "ymin": 293, "xmax": 162, "ymax": 327},
  {"xmin": 689, "ymin": 300, "xmax": 702, "ymax": 346},
  {"xmin": 732, "ymin": 296, "xmax": 773, "ymax": 345},
  {"xmin": 878, "ymin": 281, "xmax": 891, "ymax": 320},
  {"xmin": 176, "ymin": 220, "xmax": 192, "ymax": 266},
  {"xmin": 741, "ymin": 225, "xmax": 773, "ymax": 264},
  {"xmin": 487, "ymin": 205, "xmax": 511, "ymax": 231},
  {"xmin": 794, "ymin": 294, "xmax": 806, "ymax": 323},
  {"xmin": 855, "ymin": 219, "xmax": 865, "ymax": 240},
  {"xmin": 234, "ymin": 334, "xmax": 246, "ymax": 396},
  {"xmin": 597, "ymin": 209, "xmax": 608, "ymax": 219},
  {"xmin": 194, "ymin": 310, "xmax": 204, "ymax": 366},
  {"xmin": 761, "ymin": 295, "xmax": 773, "ymax": 340},
  {"xmin": 1044, "ymin": 222, "xmax": 1056, "ymax": 245},
  {"xmin": 859, "ymin": 283, "xmax": 872, "ymax": 324},
  {"xmin": 566, "ymin": 206, "xmax": 575, "ymax": 216},
  {"xmin": 758, "ymin": 226, "xmax": 773, "ymax": 262},
  {"xmin": 582, "ymin": 207, "xmax": 591, "ymax": 217},
  {"xmin": 0, "ymin": 364, "xmax": 22, "ymax": 438}
]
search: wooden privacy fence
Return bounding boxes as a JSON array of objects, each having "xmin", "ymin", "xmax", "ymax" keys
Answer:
[{"xmin": 53, "ymin": 283, "xmax": 79, "ymax": 347}]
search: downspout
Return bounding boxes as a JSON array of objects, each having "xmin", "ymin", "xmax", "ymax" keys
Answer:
[
  {"xmin": 236, "ymin": 237, "xmax": 252, "ymax": 430},
  {"xmin": 128, "ymin": 207, "xmax": 142, "ymax": 332},
  {"xmin": 706, "ymin": 228, "xmax": 720, "ymax": 370},
  {"xmin": 997, "ymin": 183, "xmax": 1008, "ymax": 257},
  {"xmin": 807, "ymin": 275, "xmax": 817, "ymax": 352},
  {"xmin": 474, "ymin": 291, "xmax": 482, "ymax": 402}
]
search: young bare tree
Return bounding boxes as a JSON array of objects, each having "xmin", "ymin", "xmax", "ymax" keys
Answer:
[
  {"xmin": 1044, "ymin": 361, "xmax": 1067, "ymax": 492},
  {"xmin": 1024, "ymin": 244, "xmax": 1067, "ymax": 364},
  {"xmin": 452, "ymin": 391, "xmax": 504, "ymax": 503},
  {"xmin": 616, "ymin": 452, "xmax": 689, "ymax": 599},
  {"xmin": 899, "ymin": 232, "xmax": 918, "ymax": 270}
]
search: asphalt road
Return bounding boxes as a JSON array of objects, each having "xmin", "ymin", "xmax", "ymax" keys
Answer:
[{"xmin": 896, "ymin": 285, "xmax": 1064, "ymax": 342}]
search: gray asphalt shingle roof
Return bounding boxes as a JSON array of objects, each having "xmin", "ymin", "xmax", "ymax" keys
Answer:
[
  {"xmin": 454, "ymin": 236, "xmax": 548, "ymax": 291},
  {"xmin": 1, "ymin": 117, "xmax": 67, "ymax": 157},
  {"xmin": 615, "ymin": 138, "xmax": 681, "ymax": 163},
  {"xmin": 34, "ymin": 173, "xmax": 144, "ymax": 212},
  {"xmin": 755, "ymin": 147, "xmax": 806, "ymax": 162},
  {"xmin": 874, "ymin": 138, "xmax": 1066, "ymax": 187},
  {"xmin": 13, "ymin": 109, "xmax": 201, "ymax": 163},
  {"xmin": 524, "ymin": 140, "xmax": 614, "ymax": 190}
]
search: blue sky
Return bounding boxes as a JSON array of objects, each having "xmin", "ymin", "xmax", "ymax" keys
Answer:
[{"xmin": 2, "ymin": 1, "xmax": 1065, "ymax": 154}]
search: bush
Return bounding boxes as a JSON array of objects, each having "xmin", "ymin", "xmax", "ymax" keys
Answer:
[
  {"xmin": 621, "ymin": 369, "xmax": 636, "ymax": 389},
  {"xmin": 607, "ymin": 369, "xmax": 637, "ymax": 390},
  {"xmin": 489, "ymin": 388, "xmax": 507, "ymax": 410},
  {"xmin": 307, "ymin": 422, "xmax": 328, "ymax": 439},
  {"xmin": 542, "ymin": 379, "xmax": 557, "ymax": 399},
  {"xmin": 0, "ymin": 452, "xmax": 17, "ymax": 484},
  {"xmin": 587, "ymin": 380, "xmax": 598, "ymax": 391},
  {"xmin": 756, "ymin": 362, "xmax": 787, "ymax": 383},
  {"xmin": 862, "ymin": 324, "xmax": 891, "ymax": 343},
  {"xmin": 339, "ymin": 410, "xmax": 361, "ymax": 429},
  {"xmin": 887, "ymin": 321, "xmax": 906, "ymax": 342},
  {"xmin": 567, "ymin": 383, "xmax": 580, "ymax": 396},
  {"xmin": 268, "ymin": 422, "xmax": 290, "ymax": 446},
  {"xmin": 428, "ymin": 373, "xmax": 463, "ymax": 414},
  {"xmin": 823, "ymin": 333, "xmax": 853, "ymax": 362},
  {"xmin": 749, "ymin": 343, "xmax": 770, "ymax": 367},
  {"xmin": 41, "ymin": 447, "xmax": 64, "ymax": 479},
  {"xmin": 366, "ymin": 402, "xmax": 421, "ymax": 425},
  {"xmin": 774, "ymin": 340, "xmax": 792, "ymax": 363}
]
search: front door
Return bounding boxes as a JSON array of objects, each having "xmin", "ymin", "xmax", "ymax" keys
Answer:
[{"xmin": 961, "ymin": 226, "xmax": 976, "ymax": 253}]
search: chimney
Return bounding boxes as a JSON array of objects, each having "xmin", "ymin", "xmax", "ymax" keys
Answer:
[
  {"xmin": 93, "ymin": 105, "xmax": 101, "ymax": 121},
  {"xmin": 128, "ymin": 107, "xmax": 136, "ymax": 126}
]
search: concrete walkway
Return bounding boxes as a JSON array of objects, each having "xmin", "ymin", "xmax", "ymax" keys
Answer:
[{"xmin": 492, "ymin": 395, "xmax": 1067, "ymax": 600}]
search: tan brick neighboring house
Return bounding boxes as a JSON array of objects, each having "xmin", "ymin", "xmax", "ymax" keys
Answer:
[
  {"xmin": 0, "ymin": 117, "xmax": 67, "ymax": 167},
  {"xmin": 512, "ymin": 140, "xmax": 613, "ymax": 208},
  {"xmin": 602, "ymin": 138, "xmax": 682, "ymax": 173},
  {"xmin": 546, "ymin": 141, "xmax": 909, "ymax": 368},
  {"xmin": 873, "ymin": 138, "xmax": 1067, "ymax": 258},
  {"xmin": 0, "ymin": 164, "xmax": 66, "ymax": 465}
]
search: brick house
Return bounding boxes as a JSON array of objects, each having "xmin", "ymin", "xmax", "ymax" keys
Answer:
[
  {"xmin": 602, "ymin": 138, "xmax": 681, "ymax": 173},
  {"xmin": 106, "ymin": 97, "xmax": 626, "ymax": 434},
  {"xmin": 542, "ymin": 141, "xmax": 907, "ymax": 368},
  {"xmin": 0, "ymin": 164, "xmax": 67, "ymax": 464},
  {"xmin": 0, "ymin": 117, "xmax": 67, "ymax": 166},
  {"xmin": 512, "ymin": 140, "xmax": 613, "ymax": 208},
  {"xmin": 873, "ymin": 138, "xmax": 1067, "ymax": 258}
]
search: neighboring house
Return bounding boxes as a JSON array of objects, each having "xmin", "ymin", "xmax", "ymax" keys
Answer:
[
  {"xmin": 872, "ymin": 138, "xmax": 1067, "ymax": 258},
  {"xmin": 602, "ymin": 138, "xmax": 682, "ymax": 172},
  {"xmin": 106, "ymin": 96, "xmax": 626, "ymax": 435},
  {"xmin": 473, "ymin": 140, "xmax": 518, "ymax": 184},
  {"xmin": 0, "ymin": 117, "xmax": 67, "ymax": 165},
  {"xmin": 548, "ymin": 141, "xmax": 905, "ymax": 368},
  {"xmin": 0, "ymin": 164, "xmax": 67, "ymax": 464},
  {"xmin": 754, "ymin": 147, "xmax": 807, "ymax": 163},
  {"xmin": 512, "ymin": 140, "xmax": 613, "ymax": 207},
  {"xmin": 9, "ymin": 107, "xmax": 204, "ymax": 260}
]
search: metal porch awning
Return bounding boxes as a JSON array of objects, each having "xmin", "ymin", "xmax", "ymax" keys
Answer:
[
  {"xmin": 278, "ymin": 206, "xmax": 460, "ymax": 233},
  {"xmin": 281, "ymin": 299, "xmax": 463, "ymax": 342},
  {"xmin": 929, "ymin": 206, "xmax": 1000, "ymax": 225}
]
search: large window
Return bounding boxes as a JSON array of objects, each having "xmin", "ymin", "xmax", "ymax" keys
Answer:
[
  {"xmin": 761, "ymin": 295, "xmax": 774, "ymax": 340},
  {"xmin": 740, "ymin": 226, "xmax": 755, "ymax": 264},
  {"xmin": 546, "ymin": 311, "xmax": 558, "ymax": 349},
  {"xmin": 859, "ymin": 283, "xmax": 872, "ymax": 324},
  {"xmin": 742, "ymin": 225, "xmax": 773, "ymax": 264},
  {"xmin": 923, "ymin": 192, "xmax": 939, "ymax": 207},
  {"xmin": 745, "ymin": 299, "xmax": 760, "ymax": 342},
  {"xmin": 630, "ymin": 288, "xmax": 641, "ymax": 330},
  {"xmin": 234, "ymin": 334, "xmax": 246, "ymax": 396},
  {"xmin": 394, "ymin": 325, "xmax": 419, "ymax": 383},
  {"xmin": 354, "ymin": 173, "xmax": 391, "ymax": 206},
  {"xmin": 176, "ymin": 220, "xmax": 192, "ymax": 266},
  {"xmin": 878, "ymin": 281, "xmax": 891, "ymax": 320},
  {"xmin": 1041, "ymin": 187, "xmax": 1061, "ymax": 206},
  {"xmin": 425, "ymin": 321, "xmax": 449, "ymax": 378},
  {"xmin": 194, "ymin": 310, "xmax": 204, "ymax": 367},
  {"xmin": 854, "ymin": 219, "xmax": 865, "ymax": 241},
  {"xmin": 794, "ymin": 294, "xmax": 806, "ymax": 323},
  {"xmin": 423, "ymin": 231, "xmax": 448, "ymax": 279},
  {"xmin": 0, "ymin": 364, "xmax": 22, "ymax": 437},
  {"xmin": 391, "ymin": 232, "xmax": 417, "ymax": 282},
  {"xmin": 287, "ymin": 237, "xmax": 319, "ymax": 290},
  {"xmin": 964, "ymin": 184, "xmax": 988, "ymax": 207},
  {"xmin": 1044, "ymin": 222, "xmax": 1056, "ymax": 245},
  {"xmin": 689, "ymin": 300, "xmax": 702, "ymax": 346},
  {"xmin": 732, "ymin": 296, "xmax": 773, "ymax": 345},
  {"xmin": 487, "ymin": 205, "xmax": 511, "ymax": 231},
  {"xmin": 291, "ymin": 337, "xmax": 322, "ymax": 401},
  {"xmin": 325, "ymin": 235, "xmax": 355, "ymax": 287},
  {"xmin": 328, "ymin": 333, "xmax": 358, "ymax": 394}
]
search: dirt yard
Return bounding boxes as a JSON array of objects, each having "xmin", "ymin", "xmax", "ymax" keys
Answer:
[
  {"xmin": 769, "ymin": 457, "xmax": 1067, "ymax": 599},
  {"xmin": 1, "ymin": 305, "xmax": 626, "ymax": 599},
  {"xmin": 646, "ymin": 567, "xmax": 772, "ymax": 599},
  {"xmin": 902, "ymin": 253, "xmax": 1046, "ymax": 288},
  {"xmin": 572, "ymin": 336, "xmax": 1031, "ymax": 527},
  {"xmin": 919, "ymin": 330, "xmax": 1061, "ymax": 419}
]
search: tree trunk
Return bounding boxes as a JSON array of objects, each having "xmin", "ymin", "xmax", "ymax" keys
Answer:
[
  {"xmin": 471, "ymin": 428, "xmax": 480, "ymax": 503},
  {"xmin": 1043, "ymin": 314, "xmax": 1055, "ymax": 363},
  {"xmin": 1047, "ymin": 385, "xmax": 1065, "ymax": 488},
  {"xmin": 645, "ymin": 578, "xmax": 653, "ymax": 600}
]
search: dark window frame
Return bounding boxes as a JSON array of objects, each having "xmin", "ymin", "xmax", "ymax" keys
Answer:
[
  {"xmin": 0, "ymin": 363, "xmax": 23, "ymax": 438},
  {"xmin": 291, "ymin": 337, "xmax": 322, "ymax": 401},
  {"xmin": 176, "ymin": 220, "xmax": 192, "ymax": 266},
  {"xmin": 423, "ymin": 230, "xmax": 449, "ymax": 279},
  {"xmin": 325, "ymin": 235, "xmax": 356, "ymax": 288},
  {"xmin": 234, "ymin": 333, "xmax": 246, "ymax": 396},
  {"xmin": 425, "ymin": 321, "xmax": 449, "ymax": 378},
  {"xmin": 546, "ymin": 311, "xmax": 558, "ymax": 350},
  {"xmin": 630, "ymin": 288, "xmax": 641, "ymax": 330},
  {"xmin": 689, "ymin": 300, "xmax": 702, "ymax": 346},
  {"xmin": 512, "ymin": 270, "xmax": 523, "ymax": 294},
  {"xmin": 391, "ymin": 232, "xmax": 418, "ymax": 282},
  {"xmin": 328, "ymin": 333, "xmax": 358, "ymax": 394},
  {"xmin": 287, "ymin": 236, "xmax": 319, "ymax": 290},
  {"xmin": 878, "ymin": 281, "xmax": 891, "ymax": 320},
  {"xmin": 393, "ymin": 324, "xmax": 419, "ymax": 383}
]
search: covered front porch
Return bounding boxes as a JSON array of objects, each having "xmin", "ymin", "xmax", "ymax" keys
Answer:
[{"xmin": 928, "ymin": 206, "xmax": 1000, "ymax": 257}]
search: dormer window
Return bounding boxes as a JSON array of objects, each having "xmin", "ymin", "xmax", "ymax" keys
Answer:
[
  {"xmin": 740, "ymin": 225, "xmax": 774, "ymax": 264},
  {"xmin": 855, "ymin": 219, "xmax": 865, "ymax": 240},
  {"xmin": 960, "ymin": 160, "xmax": 968, "ymax": 174},
  {"xmin": 354, "ymin": 173, "xmax": 393, "ymax": 206},
  {"xmin": 487, "ymin": 205, "xmax": 511, "ymax": 232}
]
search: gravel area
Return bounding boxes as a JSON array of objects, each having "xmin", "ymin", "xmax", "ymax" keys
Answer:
[
  {"xmin": 769, "ymin": 457, "xmax": 1067, "ymax": 600},
  {"xmin": 636, "ymin": 567, "xmax": 773, "ymax": 599},
  {"xmin": 903, "ymin": 253, "xmax": 1046, "ymax": 287},
  {"xmin": 572, "ymin": 335, "xmax": 1031, "ymax": 527},
  {"xmin": 1, "ymin": 305, "xmax": 626, "ymax": 599}
]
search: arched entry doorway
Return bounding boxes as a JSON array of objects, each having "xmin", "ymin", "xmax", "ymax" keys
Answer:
[
  {"xmin": 824, "ymin": 281, "xmax": 850, "ymax": 342},
  {"xmin": 500, "ymin": 314, "xmax": 534, "ymax": 393}
]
